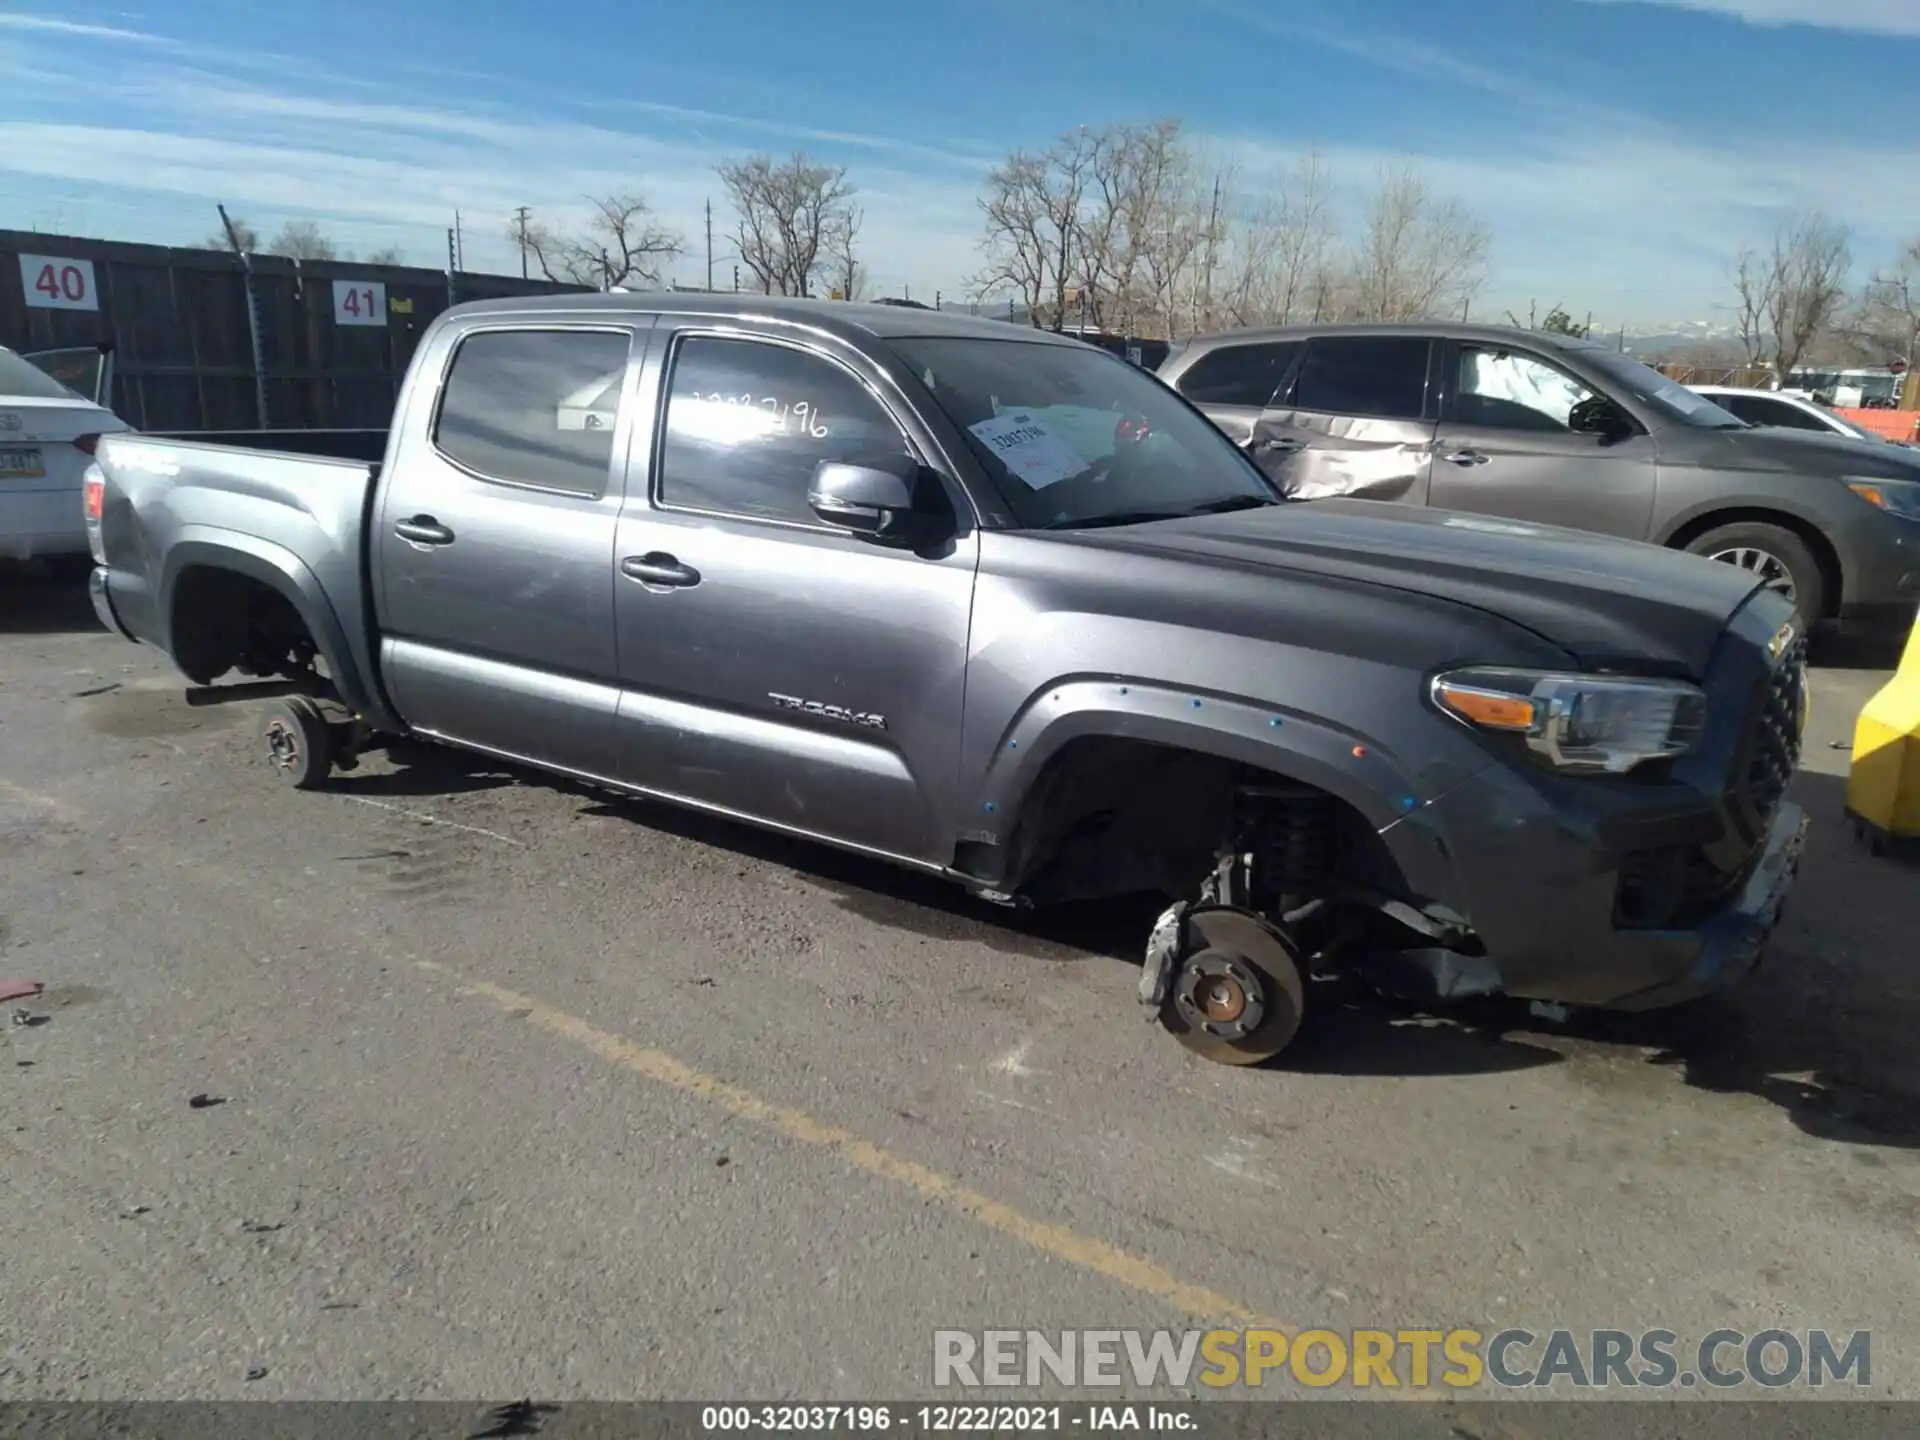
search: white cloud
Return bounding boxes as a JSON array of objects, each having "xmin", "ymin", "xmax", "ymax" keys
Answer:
[
  {"xmin": 1577, "ymin": 0, "xmax": 1920, "ymax": 37},
  {"xmin": 0, "ymin": 13, "xmax": 177, "ymax": 45}
]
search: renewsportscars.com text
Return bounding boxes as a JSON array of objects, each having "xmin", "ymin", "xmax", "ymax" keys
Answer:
[{"xmin": 932, "ymin": 1328, "xmax": 1872, "ymax": 1391}]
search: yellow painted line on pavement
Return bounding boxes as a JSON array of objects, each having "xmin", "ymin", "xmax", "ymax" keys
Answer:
[
  {"xmin": 418, "ymin": 958, "xmax": 1283, "ymax": 1327},
  {"xmin": 417, "ymin": 960, "xmax": 1503, "ymax": 1416}
]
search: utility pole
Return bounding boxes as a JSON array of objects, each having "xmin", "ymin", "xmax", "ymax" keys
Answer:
[
  {"xmin": 453, "ymin": 211, "xmax": 464, "ymax": 272},
  {"xmin": 513, "ymin": 206, "xmax": 531, "ymax": 279},
  {"xmin": 218, "ymin": 203, "xmax": 268, "ymax": 429},
  {"xmin": 705, "ymin": 199, "xmax": 714, "ymax": 292},
  {"xmin": 1202, "ymin": 170, "xmax": 1221, "ymax": 329},
  {"xmin": 733, "ymin": 263, "xmax": 740, "ymax": 293}
]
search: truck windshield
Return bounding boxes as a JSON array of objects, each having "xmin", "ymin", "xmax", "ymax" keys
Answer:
[
  {"xmin": 885, "ymin": 335, "xmax": 1277, "ymax": 529},
  {"xmin": 1571, "ymin": 345, "xmax": 1747, "ymax": 429}
]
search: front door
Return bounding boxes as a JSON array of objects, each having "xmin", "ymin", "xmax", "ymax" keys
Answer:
[
  {"xmin": 374, "ymin": 322, "xmax": 646, "ymax": 778},
  {"xmin": 1429, "ymin": 340, "xmax": 1659, "ymax": 540},
  {"xmin": 1252, "ymin": 334, "xmax": 1438, "ymax": 503},
  {"xmin": 611, "ymin": 328, "xmax": 978, "ymax": 866}
]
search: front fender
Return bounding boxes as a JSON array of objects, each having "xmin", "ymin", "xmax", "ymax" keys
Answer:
[
  {"xmin": 974, "ymin": 677, "xmax": 1424, "ymax": 839},
  {"xmin": 160, "ymin": 529, "xmax": 384, "ymax": 722}
]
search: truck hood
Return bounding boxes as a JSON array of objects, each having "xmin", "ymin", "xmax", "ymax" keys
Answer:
[{"xmin": 1068, "ymin": 500, "xmax": 1764, "ymax": 677}]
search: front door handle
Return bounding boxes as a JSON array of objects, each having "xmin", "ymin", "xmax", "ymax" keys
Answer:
[
  {"xmin": 1443, "ymin": 449, "xmax": 1490, "ymax": 467},
  {"xmin": 394, "ymin": 515, "xmax": 455, "ymax": 545},
  {"xmin": 1256, "ymin": 436, "xmax": 1305, "ymax": 454},
  {"xmin": 621, "ymin": 553, "xmax": 701, "ymax": 589}
]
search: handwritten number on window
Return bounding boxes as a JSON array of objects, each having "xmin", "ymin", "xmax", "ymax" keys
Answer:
[{"xmin": 693, "ymin": 391, "xmax": 830, "ymax": 438}]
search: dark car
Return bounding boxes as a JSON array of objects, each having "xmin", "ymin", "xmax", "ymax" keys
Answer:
[
  {"xmin": 1160, "ymin": 322, "xmax": 1920, "ymax": 631},
  {"xmin": 85, "ymin": 295, "xmax": 1807, "ymax": 1067}
]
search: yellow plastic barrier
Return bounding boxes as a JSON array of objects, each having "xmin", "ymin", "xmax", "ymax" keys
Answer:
[{"xmin": 1846, "ymin": 605, "xmax": 1920, "ymax": 854}]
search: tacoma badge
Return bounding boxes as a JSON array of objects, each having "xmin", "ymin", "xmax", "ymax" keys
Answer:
[{"xmin": 768, "ymin": 693, "xmax": 887, "ymax": 730}]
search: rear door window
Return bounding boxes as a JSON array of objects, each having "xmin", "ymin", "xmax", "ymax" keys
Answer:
[
  {"xmin": 1287, "ymin": 336, "xmax": 1431, "ymax": 420},
  {"xmin": 433, "ymin": 329, "xmax": 633, "ymax": 496},
  {"xmin": 1173, "ymin": 341, "xmax": 1302, "ymax": 408}
]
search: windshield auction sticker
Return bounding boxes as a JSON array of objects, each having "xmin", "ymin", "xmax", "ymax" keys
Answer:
[{"xmin": 968, "ymin": 412, "xmax": 1086, "ymax": 489}]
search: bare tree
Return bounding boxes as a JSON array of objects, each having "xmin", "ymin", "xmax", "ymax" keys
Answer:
[
  {"xmin": 207, "ymin": 215, "xmax": 259, "ymax": 254},
  {"xmin": 974, "ymin": 128, "xmax": 1096, "ymax": 329},
  {"xmin": 1856, "ymin": 236, "xmax": 1920, "ymax": 371},
  {"xmin": 1215, "ymin": 152, "xmax": 1337, "ymax": 328},
  {"xmin": 1731, "ymin": 247, "xmax": 1771, "ymax": 369},
  {"xmin": 1764, "ymin": 211, "xmax": 1852, "ymax": 385},
  {"xmin": 267, "ymin": 220, "xmax": 339, "ymax": 261},
  {"xmin": 1345, "ymin": 165, "xmax": 1490, "ymax": 322},
  {"xmin": 520, "ymin": 194, "xmax": 683, "ymax": 290},
  {"xmin": 718, "ymin": 152, "xmax": 857, "ymax": 298},
  {"xmin": 363, "ymin": 245, "xmax": 405, "ymax": 266}
]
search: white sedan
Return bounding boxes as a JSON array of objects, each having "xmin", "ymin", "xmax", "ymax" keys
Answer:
[
  {"xmin": 1690, "ymin": 383, "xmax": 1910, "ymax": 445},
  {"xmin": 0, "ymin": 345, "xmax": 131, "ymax": 563}
]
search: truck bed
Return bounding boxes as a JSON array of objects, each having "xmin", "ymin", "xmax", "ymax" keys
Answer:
[{"xmin": 91, "ymin": 431, "xmax": 385, "ymax": 719}]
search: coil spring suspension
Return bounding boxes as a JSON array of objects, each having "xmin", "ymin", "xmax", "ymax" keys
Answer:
[{"xmin": 1234, "ymin": 784, "xmax": 1334, "ymax": 914}]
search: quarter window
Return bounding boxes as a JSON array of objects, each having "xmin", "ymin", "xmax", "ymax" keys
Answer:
[
  {"xmin": 657, "ymin": 336, "xmax": 912, "ymax": 525},
  {"xmin": 433, "ymin": 329, "xmax": 632, "ymax": 496},
  {"xmin": 1288, "ymin": 337, "xmax": 1431, "ymax": 420},
  {"xmin": 1173, "ymin": 341, "xmax": 1302, "ymax": 408}
]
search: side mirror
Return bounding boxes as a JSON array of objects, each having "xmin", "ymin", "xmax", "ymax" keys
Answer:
[
  {"xmin": 808, "ymin": 457, "xmax": 919, "ymax": 535},
  {"xmin": 1568, "ymin": 396, "xmax": 1632, "ymax": 438}
]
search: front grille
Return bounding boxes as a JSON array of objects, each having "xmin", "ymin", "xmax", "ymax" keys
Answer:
[
  {"xmin": 1614, "ymin": 843, "xmax": 1739, "ymax": 929},
  {"xmin": 1734, "ymin": 634, "xmax": 1808, "ymax": 836},
  {"xmin": 1613, "ymin": 633, "xmax": 1806, "ymax": 931}
]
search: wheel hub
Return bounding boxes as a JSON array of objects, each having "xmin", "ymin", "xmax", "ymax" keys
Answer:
[
  {"xmin": 1173, "ymin": 949, "xmax": 1266, "ymax": 1040},
  {"xmin": 1707, "ymin": 546, "xmax": 1795, "ymax": 603},
  {"xmin": 265, "ymin": 718, "xmax": 301, "ymax": 773}
]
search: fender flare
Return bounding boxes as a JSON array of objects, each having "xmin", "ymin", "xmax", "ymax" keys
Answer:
[
  {"xmin": 973, "ymin": 678, "xmax": 1424, "ymax": 846},
  {"xmin": 159, "ymin": 530, "xmax": 379, "ymax": 719}
]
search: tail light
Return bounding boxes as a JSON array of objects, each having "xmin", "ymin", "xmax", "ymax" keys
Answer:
[
  {"xmin": 83, "ymin": 463, "xmax": 107, "ymax": 564},
  {"xmin": 1115, "ymin": 417, "xmax": 1151, "ymax": 444},
  {"xmin": 73, "ymin": 433, "xmax": 101, "ymax": 455}
]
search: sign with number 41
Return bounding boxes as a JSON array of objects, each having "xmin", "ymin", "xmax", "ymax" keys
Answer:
[{"xmin": 333, "ymin": 280, "xmax": 388, "ymax": 327}]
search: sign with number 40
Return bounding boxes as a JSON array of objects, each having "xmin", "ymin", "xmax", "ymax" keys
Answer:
[
  {"xmin": 19, "ymin": 254, "xmax": 100, "ymax": 312},
  {"xmin": 333, "ymin": 280, "xmax": 388, "ymax": 327}
]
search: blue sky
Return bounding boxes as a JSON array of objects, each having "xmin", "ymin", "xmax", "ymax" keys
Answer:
[{"xmin": 2, "ymin": 0, "xmax": 1916, "ymax": 327}]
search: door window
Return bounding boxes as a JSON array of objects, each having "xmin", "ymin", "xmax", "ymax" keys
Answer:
[
  {"xmin": 1287, "ymin": 336, "xmax": 1431, "ymax": 420},
  {"xmin": 1453, "ymin": 346, "xmax": 1595, "ymax": 432},
  {"xmin": 433, "ymin": 329, "xmax": 633, "ymax": 496},
  {"xmin": 1172, "ymin": 341, "xmax": 1302, "ymax": 408},
  {"xmin": 657, "ymin": 336, "xmax": 913, "ymax": 525},
  {"xmin": 1735, "ymin": 395, "xmax": 1831, "ymax": 432}
]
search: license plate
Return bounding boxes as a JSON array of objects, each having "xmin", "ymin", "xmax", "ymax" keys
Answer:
[{"xmin": 0, "ymin": 447, "xmax": 45, "ymax": 479}]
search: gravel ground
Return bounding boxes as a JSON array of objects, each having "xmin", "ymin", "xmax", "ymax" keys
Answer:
[{"xmin": 2, "ymin": 568, "xmax": 1916, "ymax": 1406}]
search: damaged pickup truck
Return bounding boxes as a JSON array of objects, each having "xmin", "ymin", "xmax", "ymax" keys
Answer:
[{"xmin": 83, "ymin": 294, "xmax": 1811, "ymax": 1065}]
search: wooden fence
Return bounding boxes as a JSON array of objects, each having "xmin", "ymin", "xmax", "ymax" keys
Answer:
[{"xmin": 1, "ymin": 230, "xmax": 588, "ymax": 432}]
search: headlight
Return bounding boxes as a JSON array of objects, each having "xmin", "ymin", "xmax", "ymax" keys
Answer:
[
  {"xmin": 1431, "ymin": 668, "xmax": 1707, "ymax": 774},
  {"xmin": 1846, "ymin": 477, "xmax": 1920, "ymax": 520}
]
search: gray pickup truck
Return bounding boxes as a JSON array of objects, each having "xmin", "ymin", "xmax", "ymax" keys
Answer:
[{"xmin": 83, "ymin": 294, "xmax": 1810, "ymax": 1066}]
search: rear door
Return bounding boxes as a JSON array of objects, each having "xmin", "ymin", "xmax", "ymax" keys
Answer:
[
  {"xmin": 1429, "ymin": 339, "xmax": 1658, "ymax": 539},
  {"xmin": 1718, "ymin": 392, "xmax": 1836, "ymax": 434},
  {"xmin": 1167, "ymin": 340, "xmax": 1302, "ymax": 451},
  {"xmin": 609, "ymin": 325, "xmax": 978, "ymax": 866},
  {"xmin": 1254, "ymin": 335, "xmax": 1437, "ymax": 502},
  {"xmin": 374, "ymin": 321, "xmax": 650, "ymax": 778}
]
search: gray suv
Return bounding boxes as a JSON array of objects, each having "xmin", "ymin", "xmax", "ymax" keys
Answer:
[{"xmin": 1161, "ymin": 322, "xmax": 1920, "ymax": 630}]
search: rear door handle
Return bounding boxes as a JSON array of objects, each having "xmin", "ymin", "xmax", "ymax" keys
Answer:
[
  {"xmin": 1443, "ymin": 449, "xmax": 1490, "ymax": 467},
  {"xmin": 621, "ymin": 553, "xmax": 701, "ymax": 589},
  {"xmin": 394, "ymin": 515, "xmax": 455, "ymax": 545}
]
